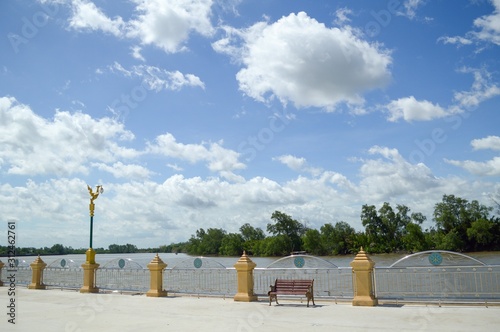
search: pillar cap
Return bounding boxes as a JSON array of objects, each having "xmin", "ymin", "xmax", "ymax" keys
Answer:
[
  {"xmin": 31, "ymin": 254, "xmax": 47, "ymax": 267},
  {"xmin": 234, "ymin": 251, "xmax": 256, "ymax": 269},
  {"xmin": 350, "ymin": 247, "xmax": 375, "ymax": 268},
  {"xmin": 147, "ymin": 253, "xmax": 167, "ymax": 269}
]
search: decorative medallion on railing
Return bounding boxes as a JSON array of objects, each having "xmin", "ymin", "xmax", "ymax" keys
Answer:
[{"xmin": 194, "ymin": 258, "xmax": 203, "ymax": 268}]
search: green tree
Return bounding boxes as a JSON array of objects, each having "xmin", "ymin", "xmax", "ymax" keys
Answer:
[
  {"xmin": 219, "ymin": 233, "xmax": 244, "ymax": 256},
  {"xmin": 302, "ymin": 229, "xmax": 325, "ymax": 255},
  {"xmin": 434, "ymin": 195, "xmax": 493, "ymax": 251},
  {"xmin": 186, "ymin": 228, "xmax": 226, "ymax": 255},
  {"xmin": 267, "ymin": 211, "xmax": 305, "ymax": 254},
  {"xmin": 320, "ymin": 222, "xmax": 356, "ymax": 255},
  {"xmin": 239, "ymin": 223, "xmax": 265, "ymax": 255}
]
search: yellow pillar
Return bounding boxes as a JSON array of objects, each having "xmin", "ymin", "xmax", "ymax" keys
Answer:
[
  {"xmin": 0, "ymin": 260, "xmax": 4, "ymax": 286},
  {"xmin": 350, "ymin": 247, "xmax": 378, "ymax": 306},
  {"xmin": 146, "ymin": 254, "xmax": 168, "ymax": 297},
  {"xmin": 234, "ymin": 251, "xmax": 257, "ymax": 302},
  {"xmin": 80, "ymin": 248, "xmax": 100, "ymax": 293},
  {"xmin": 28, "ymin": 255, "xmax": 47, "ymax": 290}
]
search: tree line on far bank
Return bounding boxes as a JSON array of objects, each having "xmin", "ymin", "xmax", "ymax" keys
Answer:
[
  {"xmin": 2, "ymin": 194, "xmax": 499, "ymax": 257},
  {"xmin": 168, "ymin": 194, "xmax": 500, "ymax": 256}
]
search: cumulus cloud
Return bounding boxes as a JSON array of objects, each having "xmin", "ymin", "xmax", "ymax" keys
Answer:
[
  {"xmin": 92, "ymin": 161, "xmax": 153, "ymax": 179},
  {"xmin": 55, "ymin": 0, "xmax": 215, "ymax": 53},
  {"xmin": 68, "ymin": 0, "xmax": 125, "ymax": 37},
  {"xmin": 213, "ymin": 12, "xmax": 392, "ymax": 111},
  {"xmin": 385, "ymin": 96, "xmax": 449, "ymax": 122},
  {"xmin": 446, "ymin": 135, "xmax": 500, "ymax": 176},
  {"xmin": 126, "ymin": 0, "xmax": 214, "ymax": 53},
  {"xmin": 274, "ymin": 155, "xmax": 322, "ymax": 176},
  {"xmin": 471, "ymin": 136, "xmax": 500, "ymax": 151},
  {"xmin": 446, "ymin": 158, "xmax": 500, "ymax": 176},
  {"xmin": 385, "ymin": 67, "xmax": 500, "ymax": 122},
  {"xmin": 0, "ymin": 96, "xmax": 138, "ymax": 176},
  {"xmin": 146, "ymin": 133, "xmax": 245, "ymax": 179},
  {"xmin": 472, "ymin": 0, "xmax": 500, "ymax": 45}
]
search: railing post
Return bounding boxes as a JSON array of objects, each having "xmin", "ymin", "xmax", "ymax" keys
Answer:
[
  {"xmin": 146, "ymin": 254, "xmax": 168, "ymax": 297},
  {"xmin": 28, "ymin": 255, "xmax": 47, "ymax": 290},
  {"xmin": 350, "ymin": 247, "xmax": 378, "ymax": 306},
  {"xmin": 80, "ymin": 248, "xmax": 100, "ymax": 293},
  {"xmin": 234, "ymin": 251, "xmax": 257, "ymax": 302},
  {"xmin": 0, "ymin": 260, "xmax": 4, "ymax": 286}
]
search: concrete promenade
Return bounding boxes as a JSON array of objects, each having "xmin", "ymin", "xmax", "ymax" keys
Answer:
[{"xmin": 1, "ymin": 287, "xmax": 499, "ymax": 331}]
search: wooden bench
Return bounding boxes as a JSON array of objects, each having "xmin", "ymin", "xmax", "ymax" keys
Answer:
[{"xmin": 268, "ymin": 279, "xmax": 315, "ymax": 307}]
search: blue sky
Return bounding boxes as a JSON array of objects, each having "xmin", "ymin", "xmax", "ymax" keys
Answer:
[{"xmin": 1, "ymin": 0, "xmax": 499, "ymax": 249}]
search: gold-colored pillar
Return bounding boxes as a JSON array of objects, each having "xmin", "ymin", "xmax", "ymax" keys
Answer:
[
  {"xmin": 234, "ymin": 251, "xmax": 257, "ymax": 302},
  {"xmin": 350, "ymin": 247, "xmax": 378, "ymax": 306},
  {"xmin": 80, "ymin": 248, "xmax": 100, "ymax": 293},
  {"xmin": 28, "ymin": 255, "xmax": 47, "ymax": 290},
  {"xmin": 146, "ymin": 254, "xmax": 168, "ymax": 297},
  {"xmin": 0, "ymin": 260, "xmax": 4, "ymax": 286}
]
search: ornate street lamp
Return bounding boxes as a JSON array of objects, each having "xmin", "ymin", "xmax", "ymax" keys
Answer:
[{"xmin": 86, "ymin": 184, "xmax": 103, "ymax": 264}]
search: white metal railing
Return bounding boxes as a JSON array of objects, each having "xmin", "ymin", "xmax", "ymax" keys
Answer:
[
  {"xmin": 44, "ymin": 267, "xmax": 83, "ymax": 289},
  {"xmin": 374, "ymin": 265, "xmax": 500, "ymax": 301},
  {"xmin": 96, "ymin": 268, "xmax": 149, "ymax": 292},
  {"xmin": 163, "ymin": 268, "xmax": 236, "ymax": 296}
]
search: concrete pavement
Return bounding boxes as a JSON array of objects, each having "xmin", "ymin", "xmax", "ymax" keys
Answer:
[{"xmin": 1, "ymin": 287, "xmax": 499, "ymax": 331}]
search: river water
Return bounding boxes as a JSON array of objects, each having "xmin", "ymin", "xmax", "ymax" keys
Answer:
[{"xmin": 11, "ymin": 251, "xmax": 500, "ymax": 269}]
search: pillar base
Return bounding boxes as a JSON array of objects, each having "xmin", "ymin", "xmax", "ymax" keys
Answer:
[
  {"xmin": 28, "ymin": 283, "xmax": 47, "ymax": 290},
  {"xmin": 352, "ymin": 295, "xmax": 378, "ymax": 306},
  {"xmin": 146, "ymin": 289, "xmax": 168, "ymax": 297},
  {"xmin": 234, "ymin": 292, "xmax": 258, "ymax": 302},
  {"xmin": 80, "ymin": 262, "xmax": 100, "ymax": 293}
]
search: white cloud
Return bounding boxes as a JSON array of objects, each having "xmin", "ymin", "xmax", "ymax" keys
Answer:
[
  {"xmin": 109, "ymin": 62, "xmax": 205, "ymax": 91},
  {"xmin": 68, "ymin": 0, "xmax": 125, "ymax": 37},
  {"xmin": 126, "ymin": 0, "xmax": 214, "ymax": 53},
  {"xmin": 147, "ymin": 133, "xmax": 245, "ymax": 179},
  {"xmin": 0, "ymin": 96, "xmax": 138, "ymax": 176},
  {"xmin": 439, "ymin": 0, "xmax": 500, "ymax": 47},
  {"xmin": 385, "ymin": 96, "xmax": 448, "ymax": 122},
  {"xmin": 55, "ymin": 0, "xmax": 215, "ymax": 54},
  {"xmin": 274, "ymin": 155, "xmax": 307, "ymax": 171},
  {"xmin": 472, "ymin": 0, "xmax": 500, "ymax": 45},
  {"xmin": 274, "ymin": 154, "xmax": 322, "ymax": 176},
  {"xmin": 213, "ymin": 12, "xmax": 392, "ymax": 111},
  {"xmin": 471, "ymin": 136, "xmax": 500, "ymax": 151},
  {"xmin": 446, "ymin": 135, "xmax": 500, "ymax": 176},
  {"xmin": 386, "ymin": 67, "xmax": 500, "ymax": 122},
  {"xmin": 437, "ymin": 36, "xmax": 473, "ymax": 46},
  {"xmin": 446, "ymin": 157, "xmax": 500, "ymax": 176},
  {"xmin": 359, "ymin": 146, "xmax": 440, "ymax": 201},
  {"xmin": 397, "ymin": 0, "xmax": 425, "ymax": 20},
  {"xmin": 92, "ymin": 162, "xmax": 153, "ymax": 180},
  {"xmin": 334, "ymin": 7, "xmax": 352, "ymax": 25},
  {"xmin": 130, "ymin": 46, "xmax": 146, "ymax": 61},
  {"xmin": 453, "ymin": 67, "xmax": 500, "ymax": 108}
]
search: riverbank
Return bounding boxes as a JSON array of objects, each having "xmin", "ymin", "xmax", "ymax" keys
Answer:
[{"xmin": 1, "ymin": 287, "xmax": 499, "ymax": 331}]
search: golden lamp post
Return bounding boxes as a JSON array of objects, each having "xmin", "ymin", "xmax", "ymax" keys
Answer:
[
  {"xmin": 86, "ymin": 184, "xmax": 103, "ymax": 264},
  {"xmin": 81, "ymin": 184, "xmax": 103, "ymax": 293}
]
